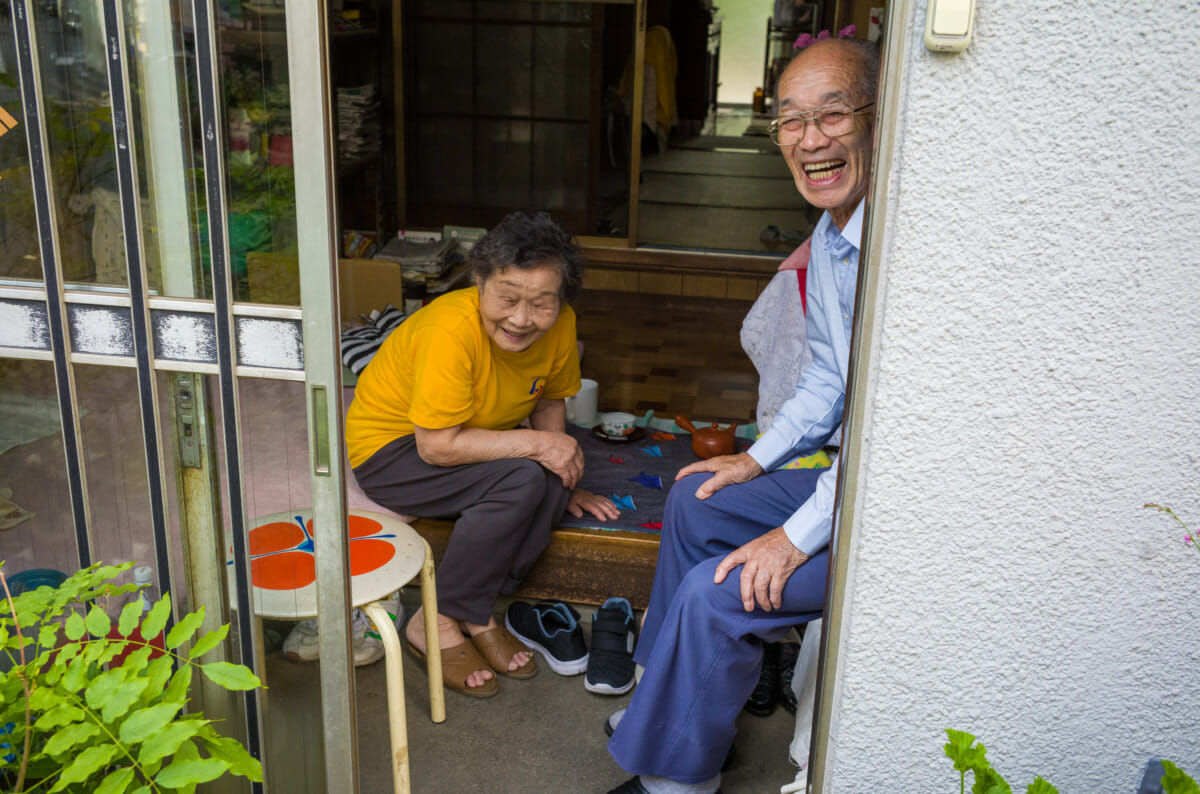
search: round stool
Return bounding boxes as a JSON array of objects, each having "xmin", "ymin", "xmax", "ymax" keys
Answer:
[{"xmin": 237, "ymin": 509, "xmax": 444, "ymax": 793}]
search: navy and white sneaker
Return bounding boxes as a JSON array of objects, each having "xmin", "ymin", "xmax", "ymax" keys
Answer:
[
  {"xmin": 585, "ymin": 597, "xmax": 637, "ymax": 695},
  {"xmin": 505, "ymin": 600, "xmax": 589, "ymax": 675}
]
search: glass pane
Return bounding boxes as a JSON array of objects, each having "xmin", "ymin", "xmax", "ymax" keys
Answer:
[
  {"xmin": 404, "ymin": 1, "xmax": 624, "ymax": 236},
  {"xmin": 475, "ymin": 120, "xmax": 531, "ymax": 208},
  {"xmin": 32, "ymin": 2, "xmax": 124, "ymax": 287},
  {"xmin": 217, "ymin": 5, "xmax": 301, "ymax": 304},
  {"xmin": 237, "ymin": 376, "xmax": 326, "ymax": 791},
  {"xmin": 125, "ymin": 2, "xmax": 207, "ymax": 299},
  {"xmin": 0, "ymin": 358, "xmax": 76, "ymax": 574},
  {"xmin": 74, "ymin": 364, "xmax": 159, "ymax": 587},
  {"xmin": 477, "ymin": 25, "xmax": 531, "ymax": 117},
  {"xmin": 0, "ymin": 83, "xmax": 42, "ymax": 281}
]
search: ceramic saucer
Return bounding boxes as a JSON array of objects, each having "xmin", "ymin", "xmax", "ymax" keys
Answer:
[{"xmin": 591, "ymin": 425, "xmax": 647, "ymax": 443}]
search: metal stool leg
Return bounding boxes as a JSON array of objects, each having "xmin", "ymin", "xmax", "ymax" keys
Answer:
[
  {"xmin": 418, "ymin": 538, "xmax": 445, "ymax": 723},
  {"xmin": 363, "ymin": 602, "xmax": 410, "ymax": 794}
]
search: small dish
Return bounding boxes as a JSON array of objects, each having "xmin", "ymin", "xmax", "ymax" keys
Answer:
[{"xmin": 591, "ymin": 425, "xmax": 646, "ymax": 443}]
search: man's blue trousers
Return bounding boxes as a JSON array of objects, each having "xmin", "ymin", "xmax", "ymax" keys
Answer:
[{"xmin": 607, "ymin": 468, "xmax": 829, "ymax": 783}]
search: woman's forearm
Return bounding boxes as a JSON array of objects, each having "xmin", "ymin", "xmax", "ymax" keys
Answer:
[
  {"xmin": 414, "ymin": 424, "xmax": 545, "ymax": 468},
  {"xmin": 529, "ymin": 398, "xmax": 567, "ymax": 433}
]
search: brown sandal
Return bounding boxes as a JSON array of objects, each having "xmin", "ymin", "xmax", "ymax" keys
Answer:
[
  {"xmin": 407, "ymin": 639, "xmax": 499, "ymax": 698},
  {"xmin": 469, "ymin": 626, "xmax": 538, "ymax": 679}
]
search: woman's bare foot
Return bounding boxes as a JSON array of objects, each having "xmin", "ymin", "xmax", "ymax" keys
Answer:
[
  {"xmin": 406, "ymin": 606, "xmax": 494, "ymax": 689},
  {"xmin": 462, "ymin": 617, "xmax": 532, "ymax": 673}
]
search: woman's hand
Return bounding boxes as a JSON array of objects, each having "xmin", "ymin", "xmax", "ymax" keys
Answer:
[
  {"xmin": 533, "ymin": 431, "xmax": 584, "ymax": 489},
  {"xmin": 566, "ymin": 488, "xmax": 620, "ymax": 521}
]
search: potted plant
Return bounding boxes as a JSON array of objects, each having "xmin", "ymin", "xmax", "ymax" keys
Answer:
[{"xmin": 0, "ymin": 561, "xmax": 263, "ymax": 792}]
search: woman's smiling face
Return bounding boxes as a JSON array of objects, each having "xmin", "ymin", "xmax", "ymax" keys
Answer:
[{"xmin": 476, "ymin": 264, "xmax": 564, "ymax": 353}]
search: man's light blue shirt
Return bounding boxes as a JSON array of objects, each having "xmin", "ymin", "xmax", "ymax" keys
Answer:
[{"xmin": 745, "ymin": 200, "xmax": 863, "ymax": 556}]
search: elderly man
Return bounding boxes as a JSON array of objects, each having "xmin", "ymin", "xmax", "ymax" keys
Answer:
[{"xmin": 605, "ymin": 38, "xmax": 879, "ymax": 794}]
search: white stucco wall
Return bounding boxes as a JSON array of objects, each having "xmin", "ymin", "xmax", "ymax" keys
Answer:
[{"xmin": 826, "ymin": 1, "xmax": 1200, "ymax": 791}]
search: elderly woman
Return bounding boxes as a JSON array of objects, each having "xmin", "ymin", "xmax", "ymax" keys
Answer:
[{"xmin": 345, "ymin": 211, "xmax": 617, "ymax": 697}]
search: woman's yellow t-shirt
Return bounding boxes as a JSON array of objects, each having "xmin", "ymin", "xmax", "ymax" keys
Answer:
[{"xmin": 345, "ymin": 287, "xmax": 581, "ymax": 468}]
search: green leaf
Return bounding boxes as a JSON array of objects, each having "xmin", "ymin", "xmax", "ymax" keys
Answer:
[
  {"xmin": 944, "ymin": 729, "xmax": 989, "ymax": 773},
  {"xmin": 118, "ymin": 600, "xmax": 143, "ymax": 638},
  {"xmin": 50, "ymin": 741, "xmax": 120, "ymax": 791},
  {"xmin": 86, "ymin": 666, "xmax": 130, "ymax": 710},
  {"xmin": 164, "ymin": 664, "xmax": 193, "ymax": 703},
  {"xmin": 1026, "ymin": 777, "xmax": 1060, "ymax": 794},
  {"xmin": 55, "ymin": 640, "xmax": 81, "ymax": 663},
  {"xmin": 201, "ymin": 661, "xmax": 262, "ymax": 691},
  {"xmin": 119, "ymin": 702, "xmax": 184, "ymax": 744},
  {"xmin": 140, "ymin": 594, "xmax": 171, "ymax": 642},
  {"xmin": 43, "ymin": 720, "xmax": 101, "ymax": 757},
  {"xmin": 136, "ymin": 720, "xmax": 202, "ymax": 765},
  {"xmin": 95, "ymin": 765, "xmax": 136, "ymax": 794},
  {"xmin": 973, "ymin": 766, "xmax": 1011, "ymax": 794},
  {"xmin": 156, "ymin": 756, "xmax": 228, "ymax": 788},
  {"xmin": 61, "ymin": 653, "xmax": 89, "ymax": 694},
  {"xmin": 203, "ymin": 735, "xmax": 263, "ymax": 782},
  {"xmin": 144, "ymin": 653, "xmax": 174, "ymax": 697},
  {"xmin": 38, "ymin": 622, "xmax": 61, "ymax": 649},
  {"xmin": 101, "ymin": 677, "xmax": 150, "ymax": 723},
  {"xmin": 29, "ymin": 685, "xmax": 69, "ymax": 712},
  {"xmin": 1162, "ymin": 760, "xmax": 1200, "ymax": 794},
  {"xmin": 188, "ymin": 624, "xmax": 229, "ymax": 660},
  {"xmin": 64, "ymin": 611, "xmax": 86, "ymax": 641},
  {"xmin": 121, "ymin": 644, "xmax": 154, "ymax": 673},
  {"xmin": 86, "ymin": 604, "xmax": 112, "ymax": 637},
  {"xmin": 166, "ymin": 608, "xmax": 205, "ymax": 650}
]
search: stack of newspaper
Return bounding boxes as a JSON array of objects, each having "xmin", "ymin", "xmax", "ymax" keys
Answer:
[{"xmin": 336, "ymin": 83, "xmax": 379, "ymax": 164}]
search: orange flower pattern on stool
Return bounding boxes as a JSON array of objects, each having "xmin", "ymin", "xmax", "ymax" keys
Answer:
[{"xmin": 236, "ymin": 514, "xmax": 398, "ymax": 591}]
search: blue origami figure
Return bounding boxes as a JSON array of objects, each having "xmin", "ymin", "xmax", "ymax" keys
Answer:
[
  {"xmin": 642, "ymin": 445, "xmax": 663, "ymax": 457},
  {"xmin": 628, "ymin": 472, "xmax": 663, "ymax": 490},
  {"xmin": 609, "ymin": 494, "xmax": 637, "ymax": 511}
]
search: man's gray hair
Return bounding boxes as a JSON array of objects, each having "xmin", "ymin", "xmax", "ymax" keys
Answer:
[{"xmin": 845, "ymin": 38, "xmax": 881, "ymax": 104}]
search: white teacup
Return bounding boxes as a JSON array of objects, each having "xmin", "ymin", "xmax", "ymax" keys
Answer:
[{"xmin": 600, "ymin": 411, "xmax": 636, "ymax": 437}]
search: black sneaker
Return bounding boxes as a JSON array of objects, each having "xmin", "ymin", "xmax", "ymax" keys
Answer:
[
  {"xmin": 504, "ymin": 600, "xmax": 589, "ymax": 675},
  {"xmin": 585, "ymin": 597, "xmax": 637, "ymax": 695}
]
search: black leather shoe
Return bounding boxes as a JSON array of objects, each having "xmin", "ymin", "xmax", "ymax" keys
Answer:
[
  {"xmin": 744, "ymin": 641, "xmax": 780, "ymax": 717},
  {"xmin": 777, "ymin": 641, "xmax": 800, "ymax": 714}
]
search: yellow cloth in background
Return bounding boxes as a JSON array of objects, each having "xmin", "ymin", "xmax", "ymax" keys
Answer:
[
  {"xmin": 619, "ymin": 25, "xmax": 678, "ymax": 147},
  {"xmin": 345, "ymin": 288, "xmax": 580, "ymax": 467}
]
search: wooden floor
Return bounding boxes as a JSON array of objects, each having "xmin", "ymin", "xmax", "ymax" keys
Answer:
[{"xmin": 573, "ymin": 288, "xmax": 760, "ymax": 426}]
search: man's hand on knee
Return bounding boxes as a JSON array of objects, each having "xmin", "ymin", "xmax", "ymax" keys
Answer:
[
  {"xmin": 713, "ymin": 527, "xmax": 809, "ymax": 612},
  {"xmin": 676, "ymin": 452, "xmax": 764, "ymax": 500}
]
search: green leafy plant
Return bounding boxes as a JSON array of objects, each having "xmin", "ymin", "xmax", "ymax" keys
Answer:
[
  {"xmin": 944, "ymin": 730, "xmax": 1197, "ymax": 794},
  {"xmin": 0, "ymin": 561, "xmax": 263, "ymax": 792}
]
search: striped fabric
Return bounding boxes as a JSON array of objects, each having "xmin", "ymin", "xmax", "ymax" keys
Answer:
[{"xmin": 341, "ymin": 305, "xmax": 407, "ymax": 375}]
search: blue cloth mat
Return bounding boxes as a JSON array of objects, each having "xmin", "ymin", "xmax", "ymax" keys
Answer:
[{"xmin": 557, "ymin": 424, "xmax": 750, "ymax": 535}]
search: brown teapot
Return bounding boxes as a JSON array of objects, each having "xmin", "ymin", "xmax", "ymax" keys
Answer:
[{"xmin": 675, "ymin": 415, "xmax": 739, "ymax": 459}]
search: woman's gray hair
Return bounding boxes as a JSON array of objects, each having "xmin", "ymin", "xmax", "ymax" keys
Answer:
[{"xmin": 470, "ymin": 211, "xmax": 585, "ymax": 302}]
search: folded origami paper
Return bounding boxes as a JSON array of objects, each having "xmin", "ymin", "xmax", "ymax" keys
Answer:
[{"xmin": 628, "ymin": 472, "xmax": 663, "ymax": 490}]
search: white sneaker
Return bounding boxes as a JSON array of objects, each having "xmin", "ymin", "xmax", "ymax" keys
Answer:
[
  {"xmin": 282, "ymin": 593, "xmax": 404, "ymax": 667},
  {"xmin": 351, "ymin": 609, "xmax": 385, "ymax": 666},
  {"xmin": 283, "ymin": 619, "xmax": 320, "ymax": 663},
  {"xmin": 354, "ymin": 592, "xmax": 405, "ymax": 667}
]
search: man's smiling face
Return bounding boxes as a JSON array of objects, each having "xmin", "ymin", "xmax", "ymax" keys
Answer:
[{"xmin": 776, "ymin": 41, "xmax": 875, "ymax": 229}]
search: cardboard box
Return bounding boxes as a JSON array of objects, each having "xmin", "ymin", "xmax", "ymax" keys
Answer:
[{"xmin": 338, "ymin": 257, "xmax": 406, "ymax": 321}]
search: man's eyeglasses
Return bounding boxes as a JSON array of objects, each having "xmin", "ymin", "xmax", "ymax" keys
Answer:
[{"xmin": 768, "ymin": 102, "xmax": 875, "ymax": 146}]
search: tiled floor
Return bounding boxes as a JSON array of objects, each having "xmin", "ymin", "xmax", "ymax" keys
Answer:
[{"xmin": 574, "ymin": 288, "xmax": 761, "ymax": 427}]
